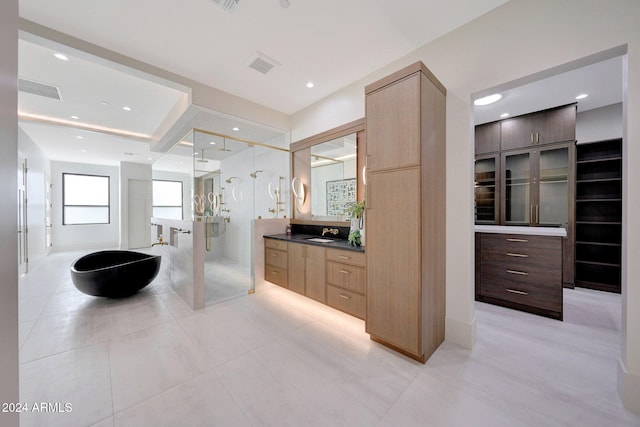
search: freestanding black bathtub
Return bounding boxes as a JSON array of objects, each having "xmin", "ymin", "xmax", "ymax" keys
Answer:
[{"xmin": 71, "ymin": 250, "xmax": 161, "ymax": 298}]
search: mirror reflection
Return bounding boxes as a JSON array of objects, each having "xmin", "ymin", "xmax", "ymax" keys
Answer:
[{"xmin": 310, "ymin": 133, "xmax": 357, "ymax": 221}]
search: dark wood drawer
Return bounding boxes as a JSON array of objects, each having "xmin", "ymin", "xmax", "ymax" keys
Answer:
[
  {"xmin": 265, "ymin": 238, "xmax": 288, "ymax": 251},
  {"xmin": 481, "ymin": 246, "xmax": 562, "ymax": 273},
  {"xmin": 265, "ymin": 248, "xmax": 287, "ymax": 269},
  {"xmin": 326, "ymin": 248, "xmax": 365, "ymax": 267},
  {"xmin": 265, "ymin": 266, "xmax": 288, "ymax": 287},
  {"xmin": 326, "ymin": 261, "xmax": 365, "ymax": 293},
  {"xmin": 481, "ymin": 261, "xmax": 561, "ymax": 292},
  {"xmin": 479, "ymin": 274, "xmax": 562, "ymax": 312},
  {"xmin": 481, "ymin": 233, "xmax": 562, "ymax": 251},
  {"xmin": 326, "ymin": 285, "xmax": 365, "ymax": 319}
]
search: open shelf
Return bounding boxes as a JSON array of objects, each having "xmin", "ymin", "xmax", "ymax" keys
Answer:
[{"xmin": 574, "ymin": 139, "xmax": 622, "ymax": 293}]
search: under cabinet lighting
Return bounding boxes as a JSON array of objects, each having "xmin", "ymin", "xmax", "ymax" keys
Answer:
[{"xmin": 474, "ymin": 93, "xmax": 502, "ymax": 106}]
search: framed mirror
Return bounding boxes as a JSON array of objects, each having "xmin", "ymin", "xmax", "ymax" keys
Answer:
[{"xmin": 290, "ymin": 118, "xmax": 365, "ymax": 225}]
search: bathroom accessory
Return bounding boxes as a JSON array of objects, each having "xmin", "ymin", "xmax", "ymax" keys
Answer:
[
  {"xmin": 291, "ymin": 177, "xmax": 305, "ymax": 212},
  {"xmin": 70, "ymin": 251, "xmax": 161, "ymax": 298},
  {"xmin": 249, "ymin": 170, "xmax": 263, "ymax": 178},
  {"xmin": 322, "ymin": 227, "xmax": 339, "ymax": 236},
  {"xmin": 225, "ymin": 176, "xmax": 237, "ymax": 184}
]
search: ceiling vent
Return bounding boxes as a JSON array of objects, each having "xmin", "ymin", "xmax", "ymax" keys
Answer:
[
  {"xmin": 18, "ymin": 78, "xmax": 62, "ymax": 101},
  {"xmin": 248, "ymin": 52, "xmax": 279, "ymax": 75},
  {"xmin": 209, "ymin": 0, "xmax": 240, "ymax": 12}
]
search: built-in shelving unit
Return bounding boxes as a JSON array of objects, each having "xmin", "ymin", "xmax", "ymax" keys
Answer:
[
  {"xmin": 575, "ymin": 139, "xmax": 622, "ymax": 293},
  {"xmin": 474, "ymin": 157, "xmax": 498, "ymax": 224}
]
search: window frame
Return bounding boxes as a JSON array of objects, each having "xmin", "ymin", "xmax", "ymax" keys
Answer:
[
  {"xmin": 152, "ymin": 179, "xmax": 184, "ymax": 220},
  {"xmin": 62, "ymin": 172, "xmax": 111, "ymax": 225}
]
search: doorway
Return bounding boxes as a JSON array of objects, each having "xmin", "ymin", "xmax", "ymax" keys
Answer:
[{"xmin": 128, "ymin": 179, "xmax": 152, "ymax": 249}]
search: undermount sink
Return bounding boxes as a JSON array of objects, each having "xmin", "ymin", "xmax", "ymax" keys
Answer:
[{"xmin": 306, "ymin": 237, "xmax": 335, "ymax": 243}]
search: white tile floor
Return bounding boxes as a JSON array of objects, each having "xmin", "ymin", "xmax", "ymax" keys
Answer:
[{"xmin": 18, "ymin": 251, "xmax": 640, "ymax": 426}]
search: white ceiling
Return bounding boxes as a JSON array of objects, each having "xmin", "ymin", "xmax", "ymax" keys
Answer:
[{"xmin": 16, "ymin": 0, "xmax": 623, "ymax": 169}]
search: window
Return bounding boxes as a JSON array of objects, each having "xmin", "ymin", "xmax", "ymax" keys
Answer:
[
  {"xmin": 63, "ymin": 173, "xmax": 110, "ymax": 225},
  {"xmin": 152, "ymin": 180, "xmax": 183, "ymax": 220}
]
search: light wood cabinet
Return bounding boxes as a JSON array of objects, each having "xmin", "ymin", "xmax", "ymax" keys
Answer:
[
  {"xmin": 475, "ymin": 232, "xmax": 564, "ymax": 320},
  {"xmin": 325, "ymin": 248, "xmax": 366, "ymax": 319},
  {"xmin": 264, "ymin": 239, "xmax": 288, "ymax": 288},
  {"xmin": 287, "ymin": 242, "xmax": 325, "ymax": 302},
  {"xmin": 364, "ymin": 61, "xmax": 446, "ymax": 363}
]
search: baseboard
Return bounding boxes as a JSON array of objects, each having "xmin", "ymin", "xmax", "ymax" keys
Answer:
[
  {"xmin": 445, "ymin": 315, "xmax": 476, "ymax": 350},
  {"xmin": 618, "ymin": 359, "xmax": 640, "ymax": 415}
]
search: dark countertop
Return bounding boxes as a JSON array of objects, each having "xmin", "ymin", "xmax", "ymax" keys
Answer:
[{"xmin": 264, "ymin": 233, "xmax": 365, "ymax": 253}]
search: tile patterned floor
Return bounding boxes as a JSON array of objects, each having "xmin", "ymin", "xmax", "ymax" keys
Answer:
[{"xmin": 17, "ymin": 251, "xmax": 640, "ymax": 426}]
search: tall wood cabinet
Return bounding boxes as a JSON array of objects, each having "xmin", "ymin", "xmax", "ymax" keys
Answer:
[
  {"xmin": 365, "ymin": 62, "xmax": 446, "ymax": 363},
  {"xmin": 575, "ymin": 139, "xmax": 622, "ymax": 293}
]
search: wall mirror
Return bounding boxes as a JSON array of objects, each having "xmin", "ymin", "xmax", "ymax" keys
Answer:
[{"xmin": 290, "ymin": 118, "xmax": 365, "ymax": 225}]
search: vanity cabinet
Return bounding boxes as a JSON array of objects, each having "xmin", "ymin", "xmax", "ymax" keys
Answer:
[
  {"xmin": 288, "ymin": 243, "xmax": 326, "ymax": 302},
  {"xmin": 264, "ymin": 238, "xmax": 288, "ymax": 287},
  {"xmin": 326, "ymin": 248, "xmax": 366, "ymax": 319},
  {"xmin": 476, "ymin": 231, "xmax": 564, "ymax": 320},
  {"xmin": 500, "ymin": 104, "xmax": 576, "ymax": 151},
  {"xmin": 365, "ymin": 61, "xmax": 446, "ymax": 363}
]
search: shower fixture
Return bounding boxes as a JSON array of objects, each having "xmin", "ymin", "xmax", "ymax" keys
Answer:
[
  {"xmin": 196, "ymin": 148, "xmax": 208, "ymax": 163},
  {"xmin": 249, "ymin": 170, "xmax": 263, "ymax": 179},
  {"xmin": 225, "ymin": 176, "xmax": 237, "ymax": 184},
  {"xmin": 219, "ymin": 137, "xmax": 232, "ymax": 152}
]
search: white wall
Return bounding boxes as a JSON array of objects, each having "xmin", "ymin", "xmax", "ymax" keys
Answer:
[
  {"xmin": 577, "ymin": 103, "xmax": 623, "ymax": 144},
  {"xmin": 0, "ymin": 0, "xmax": 19, "ymax": 424},
  {"xmin": 51, "ymin": 161, "xmax": 120, "ymax": 251},
  {"xmin": 119, "ymin": 162, "xmax": 152, "ymax": 249},
  {"xmin": 290, "ymin": 0, "xmax": 640, "ymax": 413},
  {"xmin": 18, "ymin": 127, "xmax": 51, "ymax": 268}
]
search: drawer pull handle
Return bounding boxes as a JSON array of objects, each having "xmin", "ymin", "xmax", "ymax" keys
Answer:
[
  {"xmin": 339, "ymin": 255, "xmax": 350, "ymax": 260},
  {"xmin": 271, "ymin": 253, "xmax": 278, "ymax": 257},
  {"xmin": 506, "ymin": 253, "xmax": 528, "ymax": 258},
  {"xmin": 506, "ymin": 269, "xmax": 528, "ymax": 276},
  {"xmin": 506, "ymin": 238, "xmax": 528, "ymax": 243},
  {"xmin": 339, "ymin": 294, "xmax": 351, "ymax": 300},
  {"xmin": 339, "ymin": 270, "xmax": 350, "ymax": 274},
  {"xmin": 506, "ymin": 288, "xmax": 529, "ymax": 296},
  {"xmin": 271, "ymin": 271, "xmax": 279, "ymax": 275}
]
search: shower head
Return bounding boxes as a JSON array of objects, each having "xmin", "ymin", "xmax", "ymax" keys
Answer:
[
  {"xmin": 196, "ymin": 148, "xmax": 208, "ymax": 163},
  {"xmin": 225, "ymin": 176, "xmax": 237, "ymax": 184},
  {"xmin": 249, "ymin": 170, "xmax": 263, "ymax": 179}
]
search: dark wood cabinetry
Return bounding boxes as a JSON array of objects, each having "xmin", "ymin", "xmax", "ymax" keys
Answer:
[
  {"xmin": 475, "ymin": 154, "xmax": 499, "ymax": 224},
  {"xmin": 475, "ymin": 121, "xmax": 501, "ymax": 155},
  {"xmin": 575, "ymin": 139, "xmax": 622, "ymax": 293},
  {"xmin": 476, "ymin": 232, "xmax": 564, "ymax": 320},
  {"xmin": 500, "ymin": 104, "xmax": 576, "ymax": 151}
]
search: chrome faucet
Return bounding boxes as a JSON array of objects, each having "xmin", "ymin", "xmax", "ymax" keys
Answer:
[{"xmin": 322, "ymin": 227, "xmax": 339, "ymax": 236}]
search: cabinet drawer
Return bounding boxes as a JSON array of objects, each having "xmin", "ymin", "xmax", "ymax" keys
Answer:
[
  {"xmin": 326, "ymin": 261, "xmax": 365, "ymax": 293},
  {"xmin": 326, "ymin": 285, "xmax": 365, "ymax": 319},
  {"xmin": 482, "ymin": 245, "xmax": 562, "ymax": 271},
  {"xmin": 265, "ymin": 266, "xmax": 288, "ymax": 287},
  {"xmin": 265, "ymin": 248, "xmax": 287, "ymax": 269},
  {"xmin": 265, "ymin": 238, "xmax": 288, "ymax": 251},
  {"xmin": 481, "ymin": 262, "xmax": 561, "ymax": 292},
  {"xmin": 481, "ymin": 233, "xmax": 562, "ymax": 251},
  {"xmin": 326, "ymin": 248, "xmax": 365, "ymax": 267},
  {"xmin": 480, "ymin": 274, "xmax": 562, "ymax": 312}
]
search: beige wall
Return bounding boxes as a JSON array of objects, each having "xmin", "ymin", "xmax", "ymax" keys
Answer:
[
  {"xmin": 291, "ymin": 0, "xmax": 640, "ymax": 413},
  {"xmin": 0, "ymin": 0, "xmax": 19, "ymax": 425}
]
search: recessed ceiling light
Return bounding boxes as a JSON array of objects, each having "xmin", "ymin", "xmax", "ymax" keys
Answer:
[
  {"xmin": 306, "ymin": 82, "xmax": 314, "ymax": 88},
  {"xmin": 70, "ymin": 115, "xmax": 79, "ymax": 120},
  {"xmin": 100, "ymin": 101, "xmax": 110, "ymax": 106},
  {"xmin": 209, "ymin": 141, "xmax": 216, "ymax": 145},
  {"xmin": 54, "ymin": 53, "xmax": 69, "ymax": 61},
  {"xmin": 575, "ymin": 93, "xmax": 588, "ymax": 100},
  {"xmin": 76, "ymin": 135, "xmax": 84, "ymax": 139},
  {"xmin": 79, "ymin": 149, "xmax": 86, "ymax": 153},
  {"xmin": 232, "ymin": 127, "xmax": 239, "ymax": 131},
  {"xmin": 474, "ymin": 94, "xmax": 502, "ymax": 106},
  {"xmin": 122, "ymin": 106, "xmax": 132, "ymax": 111},
  {"xmin": 500, "ymin": 113, "xmax": 510, "ymax": 118},
  {"xmin": 147, "ymin": 157, "xmax": 153, "ymax": 161}
]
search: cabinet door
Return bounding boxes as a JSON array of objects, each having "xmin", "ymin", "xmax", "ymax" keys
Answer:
[
  {"xmin": 537, "ymin": 146, "xmax": 569, "ymax": 227},
  {"xmin": 475, "ymin": 155, "xmax": 499, "ymax": 224},
  {"xmin": 287, "ymin": 243, "xmax": 306, "ymax": 295},
  {"xmin": 537, "ymin": 105, "xmax": 576, "ymax": 146},
  {"xmin": 500, "ymin": 115, "xmax": 538, "ymax": 151},
  {"xmin": 366, "ymin": 73, "xmax": 421, "ymax": 171},
  {"xmin": 475, "ymin": 122, "xmax": 500, "ymax": 155},
  {"xmin": 502, "ymin": 149, "xmax": 533, "ymax": 226},
  {"xmin": 366, "ymin": 168, "xmax": 421, "ymax": 355},
  {"xmin": 305, "ymin": 245, "xmax": 326, "ymax": 303}
]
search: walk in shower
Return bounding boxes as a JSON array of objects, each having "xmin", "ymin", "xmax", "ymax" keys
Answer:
[{"xmin": 153, "ymin": 126, "xmax": 290, "ymax": 306}]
